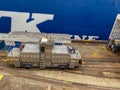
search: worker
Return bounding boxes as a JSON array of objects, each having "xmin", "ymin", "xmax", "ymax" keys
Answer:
[
  {"xmin": 111, "ymin": 44, "xmax": 116, "ymax": 52},
  {"xmin": 107, "ymin": 36, "xmax": 115, "ymax": 49},
  {"xmin": 19, "ymin": 44, "xmax": 23, "ymax": 51},
  {"xmin": 68, "ymin": 45, "xmax": 75, "ymax": 53}
]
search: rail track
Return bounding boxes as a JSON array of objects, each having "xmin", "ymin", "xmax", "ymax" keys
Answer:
[
  {"xmin": 0, "ymin": 41, "xmax": 120, "ymax": 89},
  {"xmin": 0, "ymin": 65, "xmax": 120, "ymax": 90}
]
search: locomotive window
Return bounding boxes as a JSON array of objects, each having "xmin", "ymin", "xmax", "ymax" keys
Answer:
[{"xmin": 41, "ymin": 47, "xmax": 45, "ymax": 52}]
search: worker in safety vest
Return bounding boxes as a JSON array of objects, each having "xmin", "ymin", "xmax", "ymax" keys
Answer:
[{"xmin": 19, "ymin": 44, "xmax": 23, "ymax": 51}]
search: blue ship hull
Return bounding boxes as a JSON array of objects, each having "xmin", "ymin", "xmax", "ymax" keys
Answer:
[{"xmin": 0, "ymin": 0, "xmax": 120, "ymax": 40}]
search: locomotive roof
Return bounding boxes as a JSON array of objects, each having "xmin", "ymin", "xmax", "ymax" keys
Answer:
[
  {"xmin": 21, "ymin": 44, "xmax": 39, "ymax": 53},
  {"xmin": 7, "ymin": 48, "xmax": 20, "ymax": 57},
  {"xmin": 52, "ymin": 45, "xmax": 69, "ymax": 54}
]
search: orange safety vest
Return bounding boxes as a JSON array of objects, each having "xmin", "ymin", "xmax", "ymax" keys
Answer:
[{"xmin": 19, "ymin": 45, "xmax": 23, "ymax": 50}]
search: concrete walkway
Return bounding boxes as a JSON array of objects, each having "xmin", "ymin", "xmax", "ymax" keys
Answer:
[{"xmin": 32, "ymin": 70, "xmax": 120, "ymax": 88}]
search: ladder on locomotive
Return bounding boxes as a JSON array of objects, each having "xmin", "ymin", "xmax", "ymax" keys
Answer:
[{"xmin": 39, "ymin": 41, "xmax": 45, "ymax": 69}]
